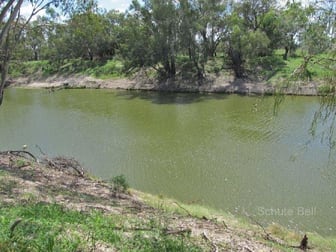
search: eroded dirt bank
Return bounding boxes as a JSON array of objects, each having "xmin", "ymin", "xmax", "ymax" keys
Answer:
[
  {"xmin": 8, "ymin": 74, "xmax": 321, "ymax": 96},
  {"xmin": 0, "ymin": 151, "xmax": 317, "ymax": 251}
]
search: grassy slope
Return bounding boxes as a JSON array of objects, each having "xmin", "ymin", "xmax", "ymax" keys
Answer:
[
  {"xmin": 0, "ymin": 154, "xmax": 336, "ymax": 251},
  {"xmin": 8, "ymin": 51, "xmax": 334, "ymax": 83},
  {"xmin": 267, "ymin": 50, "xmax": 335, "ymax": 83},
  {"xmin": 9, "ymin": 59, "xmax": 125, "ymax": 80}
]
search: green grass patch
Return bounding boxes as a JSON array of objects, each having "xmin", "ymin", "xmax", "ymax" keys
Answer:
[
  {"xmin": 0, "ymin": 202, "xmax": 201, "ymax": 251},
  {"xmin": 269, "ymin": 52, "xmax": 335, "ymax": 83},
  {"xmin": 83, "ymin": 60, "xmax": 124, "ymax": 79},
  {"xmin": 0, "ymin": 170, "xmax": 8, "ymax": 177},
  {"xmin": 9, "ymin": 59, "xmax": 125, "ymax": 79}
]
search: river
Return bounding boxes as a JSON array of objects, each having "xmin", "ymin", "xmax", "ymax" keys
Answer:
[{"xmin": 0, "ymin": 88, "xmax": 335, "ymax": 236}]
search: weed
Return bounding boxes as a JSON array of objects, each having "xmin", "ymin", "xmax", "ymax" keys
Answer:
[
  {"xmin": 0, "ymin": 178, "xmax": 18, "ymax": 194},
  {"xmin": 0, "ymin": 202, "xmax": 203, "ymax": 251},
  {"xmin": 110, "ymin": 174, "xmax": 129, "ymax": 193}
]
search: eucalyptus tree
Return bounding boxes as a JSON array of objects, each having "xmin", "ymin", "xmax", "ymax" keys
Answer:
[
  {"xmin": 225, "ymin": 0, "xmax": 275, "ymax": 77},
  {"xmin": 178, "ymin": 0, "xmax": 206, "ymax": 78},
  {"xmin": 118, "ymin": 2, "xmax": 156, "ymax": 72},
  {"xmin": 65, "ymin": 11, "xmax": 110, "ymax": 60},
  {"xmin": 0, "ymin": 0, "xmax": 86, "ymax": 106},
  {"xmin": 192, "ymin": 0, "xmax": 228, "ymax": 58},
  {"xmin": 279, "ymin": 1, "xmax": 312, "ymax": 60},
  {"xmin": 310, "ymin": 0, "xmax": 336, "ymax": 39},
  {"xmin": 177, "ymin": 0, "xmax": 228, "ymax": 79},
  {"xmin": 233, "ymin": 0, "xmax": 276, "ymax": 31},
  {"xmin": 122, "ymin": 0, "xmax": 179, "ymax": 78},
  {"xmin": 13, "ymin": 17, "xmax": 49, "ymax": 61}
]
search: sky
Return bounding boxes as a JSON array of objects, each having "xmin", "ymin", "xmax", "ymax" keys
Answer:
[
  {"xmin": 98, "ymin": 0, "xmax": 133, "ymax": 12},
  {"xmin": 19, "ymin": 0, "xmax": 133, "ymax": 21},
  {"xmin": 21, "ymin": 0, "xmax": 310, "ymax": 20}
]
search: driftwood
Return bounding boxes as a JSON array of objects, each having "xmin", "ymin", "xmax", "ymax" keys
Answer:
[
  {"xmin": 35, "ymin": 145, "xmax": 85, "ymax": 177},
  {"xmin": 43, "ymin": 156, "xmax": 85, "ymax": 177},
  {"xmin": 0, "ymin": 150, "xmax": 37, "ymax": 162}
]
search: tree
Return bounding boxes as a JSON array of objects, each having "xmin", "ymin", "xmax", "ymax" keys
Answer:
[
  {"xmin": 13, "ymin": 18, "xmax": 49, "ymax": 61},
  {"xmin": 66, "ymin": 11, "xmax": 109, "ymax": 60},
  {"xmin": 279, "ymin": 1, "xmax": 311, "ymax": 60},
  {"xmin": 121, "ymin": 0, "xmax": 179, "ymax": 78},
  {"xmin": 0, "ymin": 0, "xmax": 87, "ymax": 106},
  {"xmin": 226, "ymin": 0, "xmax": 273, "ymax": 77}
]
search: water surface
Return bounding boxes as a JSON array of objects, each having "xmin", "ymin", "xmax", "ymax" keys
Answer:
[{"xmin": 0, "ymin": 88, "xmax": 335, "ymax": 236}]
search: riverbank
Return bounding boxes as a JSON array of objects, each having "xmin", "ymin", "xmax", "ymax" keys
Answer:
[
  {"xmin": 8, "ymin": 73, "xmax": 322, "ymax": 96},
  {"xmin": 0, "ymin": 151, "xmax": 335, "ymax": 251}
]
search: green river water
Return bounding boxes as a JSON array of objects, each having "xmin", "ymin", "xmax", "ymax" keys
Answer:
[{"xmin": 0, "ymin": 88, "xmax": 335, "ymax": 236}]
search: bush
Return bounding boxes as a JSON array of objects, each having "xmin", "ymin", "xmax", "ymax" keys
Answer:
[{"xmin": 110, "ymin": 174, "xmax": 129, "ymax": 193}]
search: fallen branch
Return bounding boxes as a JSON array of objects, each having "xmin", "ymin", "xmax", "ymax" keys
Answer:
[
  {"xmin": 113, "ymin": 226, "xmax": 153, "ymax": 232},
  {"xmin": 35, "ymin": 144, "xmax": 46, "ymax": 156},
  {"xmin": 112, "ymin": 226, "xmax": 191, "ymax": 236},
  {"xmin": 0, "ymin": 150, "xmax": 37, "ymax": 162},
  {"xmin": 244, "ymin": 246, "xmax": 254, "ymax": 252},
  {"xmin": 201, "ymin": 231, "xmax": 218, "ymax": 252},
  {"xmin": 164, "ymin": 228, "xmax": 191, "ymax": 236},
  {"xmin": 43, "ymin": 156, "xmax": 85, "ymax": 177},
  {"xmin": 173, "ymin": 201, "xmax": 192, "ymax": 217},
  {"xmin": 9, "ymin": 218, "xmax": 22, "ymax": 238},
  {"xmin": 246, "ymin": 215, "xmax": 312, "ymax": 250}
]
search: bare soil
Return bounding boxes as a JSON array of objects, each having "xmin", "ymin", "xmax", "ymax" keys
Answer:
[
  {"xmin": 8, "ymin": 73, "xmax": 321, "ymax": 96},
  {"xmin": 0, "ymin": 152, "xmax": 299, "ymax": 251}
]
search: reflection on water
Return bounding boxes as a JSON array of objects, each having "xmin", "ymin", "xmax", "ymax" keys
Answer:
[{"xmin": 0, "ymin": 88, "xmax": 335, "ymax": 236}]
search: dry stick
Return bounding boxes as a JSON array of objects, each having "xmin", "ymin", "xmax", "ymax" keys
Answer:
[
  {"xmin": 35, "ymin": 144, "xmax": 46, "ymax": 156},
  {"xmin": 173, "ymin": 201, "xmax": 192, "ymax": 217},
  {"xmin": 201, "ymin": 231, "xmax": 218, "ymax": 252},
  {"xmin": 246, "ymin": 215, "xmax": 270, "ymax": 239},
  {"xmin": 244, "ymin": 246, "xmax": 254, "ymax": 252},
  {"xmin": 9, "ymin": 218, "xmax": 22, "ymax": 238},
  {"xmin": 112, "ymin": 226, "xmax": 191, "ymax": 235},
  {"xmin": 246, "ymin": 215, "xmax": 311, "ymax": 250},
  {"xmin": 164, "ymin": 228, "xmax": 192, "ymax": 235},
  {"xmin": 222, "ymin": 220, "xmax": 229, "ymax": 229},
  {"xmin": 113, "ymin": 226, "xmax": 153, "ymax": 232},
  {"xmin": 43, "ymin": 155, "xmax": 85, "ymax": 177}
]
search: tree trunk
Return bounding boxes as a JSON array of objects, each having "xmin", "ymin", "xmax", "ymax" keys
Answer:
[
  {"xmin": 0, "ymin": 61, "xmax": 9, "ymax": 106},
  {"xmin": 283, "ymin": 46, "xmax": 289, "ymax": 60},
  {"xmin": 0, "ymin": 35, "xmax": 11, "ymax": 106},
  {"xmin": 229, "ymin": 48, "xmax": 244, "ymax": 78},
  {"xmin": 170, "ymin": 55, "xmax": 176, "ymax": 77}
]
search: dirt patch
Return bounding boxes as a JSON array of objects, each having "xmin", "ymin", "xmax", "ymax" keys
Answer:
[
  {"xmin": 0, "ymin": 152, "xmax": 299, "ymax": 251},
  {"xmin": 8, "ymin": 73, "xmax": 321, "ymax": 96}
]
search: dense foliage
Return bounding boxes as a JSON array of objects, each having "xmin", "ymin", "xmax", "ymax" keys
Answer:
[
  {"xmin": 0, "ymin": 0, "xmax": 89, "ymax": 105},
  {"xmin": 2, "ymin": 0, "xmax": 336, "ymax": 86}
]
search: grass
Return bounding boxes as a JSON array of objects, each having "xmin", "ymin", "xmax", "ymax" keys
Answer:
[
  {"xmin": 9, "ymin": 59, "xmax": 125, "ymax": 80},
  {"xmin": 8, "ymin": 50, "xmax": 334, "ymax": 86},
  {"xmin": 109, "ymin": 174, "xmax": 129, "ymax": 193},
  {"xmin": 268, "ymin": 50, "xmax": 335, "ymax": 83},
  {"xmin": 82, "ymin": 59, "xmax": 124, "ymax": 79},
  {"xmin": 1, "ymin": 152, "xmax": 336, "ymax": 251},
  {"xmin": 137, "ymin": 191, "xmax": 336, "ymax": 251},
  {"xmin": 0, "ymin": 202, "xmax": 201, "ymax": 251}
]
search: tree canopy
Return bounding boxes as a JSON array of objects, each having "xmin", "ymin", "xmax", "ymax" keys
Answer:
[{"xmin": 1, "ymin": 0, "xmax": 336, "ymax": 104}]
